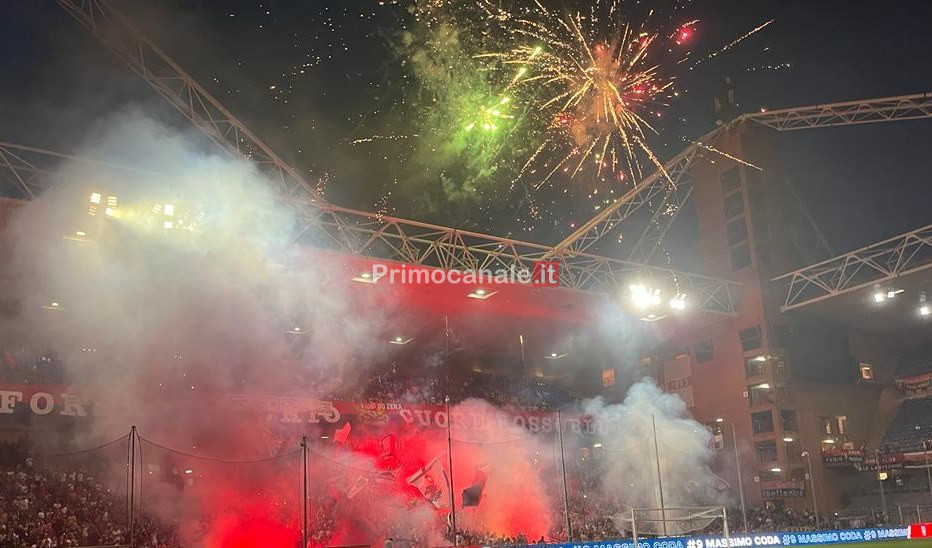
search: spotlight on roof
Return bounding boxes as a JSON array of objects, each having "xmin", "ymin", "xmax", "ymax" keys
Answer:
[
  {"xmin": 783, "ymin": 436, "xmax": 795, "ymax": 442},
  {"xmin": 669, "ymin": 293, "xmax": 687, "ymax": 311},
  {"xmin": 756, "ymin": 383, "xmax": 771, "ymax": 389},
  {"xmin": 544, "ymin": 352, "xmax": 567, "ymax": 360},
  {"xmin": 42, "ymin": 301, "xmax": 63, "ymax": 311},
  {"xmin": 753, "ymin": 355, "xmax": 768, "ymax": 362},
  {"xmin": 638, "ymin": 312, "xmax": 667, "ymax": 322},
  {"xmin": 287, "ymin": 326, "xmax": 307, "ymax": 335},
  {"xmin": 919, "ymin": 292, "xmax": 930, "ymax": 317},
  {"xmin": 164, "ymin": 204, "xmax": 175, "ymax": 217},
  {"xmin": 89, "ymin": 192, "xmax": 102, "ymax": 204},
  {"xmin": 389, "ymin": 336, "xmax": 413, "ymax": 345},
  {"xmin": 629, "ymin": 283, "xmax": 661, "ymax": 309},
  {"xmin": 715, "ymin": 417, "xmax": 724, "ymax": 423},
  {"xmin": 872, "ymin": 284, "xmax": 903, "ymax": 303},
  {"xmin": 770, "ymin": 467, "xmax": 782, "ymax": 473},
  {"xmin": 351, "ymin": 271, "xmax": 380, "ymax": 284},
  {"xmin": 467, "ymin": 288, "xmax": 497, "ymax": 300},
  {"xmin": 822, "ymin": 438, "xmax": 835, "ymax": 444}
]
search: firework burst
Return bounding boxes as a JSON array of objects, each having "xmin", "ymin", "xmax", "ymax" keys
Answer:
[{"xmin": 479, "ymin": 0, "xmax": 696, "ymax": 190}]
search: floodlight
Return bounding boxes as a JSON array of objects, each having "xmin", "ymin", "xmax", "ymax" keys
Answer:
[{"xmin": 669, "ymin": 293, "xmax": 687, "ymax": 310}]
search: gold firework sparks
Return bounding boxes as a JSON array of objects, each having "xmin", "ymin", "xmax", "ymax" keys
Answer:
[{"xmin": 479, "ymin": 0, "xmax": 692, "ymax": 190}]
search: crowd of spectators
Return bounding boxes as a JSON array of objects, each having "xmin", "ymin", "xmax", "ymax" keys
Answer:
[
  {"xmin": 0, "ymin": 440, "xmax": 180, "ymax": 548},
  {"xmin": 360, "ymin": 370, "xmax": 574, "ymax": 410},
  {"xmin": 0, "ymin": 349, "xmax": 64, "ymax": 385},
  {"xmin": 0, "ymin": 438, "xmax": 887, "ymax": 548}
]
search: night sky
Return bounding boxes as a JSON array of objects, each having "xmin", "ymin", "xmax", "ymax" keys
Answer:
[{"xmin": 1, "ymin": 0, "xmax": 930, "ymax": 267}]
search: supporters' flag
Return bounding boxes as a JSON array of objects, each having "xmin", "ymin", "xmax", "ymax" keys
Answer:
[
  {"xmin": 347, "ymin": 474, "xmax": 369, "ymax": 499},
  {"xmin": 461, "ymin": 469, "xmax": 487, "ymax": 507},
  {"xmin": 373, "ymin": 469, "xmax": 397, "ymax": 485},
  {"xmin": 333, "ymin": 422, "xmax": 352, "ymax": 445},
  {"xmin": 3, "ymin": 351, "xmax": 17, "ymax": 369},
  {"xmin": 711, "ymin": 469, "xmax": 731, "ymax": 491},
  {"xmin": 407, "ymin": 457, "xmax": 450, "ymax": 511},
  {"xmin": 327, "ymin": 473, "xmax": 351, "ymax": 500},
  {"xmin": 379, "ymin": 435, "xmax": 396, "ymax": 460}
]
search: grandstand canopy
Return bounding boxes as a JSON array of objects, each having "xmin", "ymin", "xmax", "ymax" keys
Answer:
[{"xmin": 777, "ymin": 268, "xmax": 932, "ymax": 333}]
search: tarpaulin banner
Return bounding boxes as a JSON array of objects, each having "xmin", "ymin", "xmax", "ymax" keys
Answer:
[
  {"xmin": 0, "ymin": 384, "xmax": 87, "ymax": 417},
  {"xmin": 536, "ymin": 527, "xmax": 908, "ymax": 548}
]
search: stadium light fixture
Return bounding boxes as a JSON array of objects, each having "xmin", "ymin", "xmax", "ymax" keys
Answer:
[
  {"xmin": 715, "ymin": 417, "xmax": 724, "ymax": 423},
  {"xmin": 593, "ymin": 443, "xmax": 603, "ymax": 448},
  {"xmin": 164, "ymin": 204, "xmax": 175, "ymax": 216},
  {"xmin": 389, "ymin": 336, "xmax": 413, "ymax": 345},
  {"xmin": 872, "ymin": 284, "xmax": 904, "ymax": 303},
  {"xmin": 629, "ymin": 283, "xmax": 661, "ymax": 309},
  {"xmin": 919, "ymin": 292, "xmax": 930, "ymax": 317},
  {"xmin": 822, "ymin": 438, "xmax": 835, "ymax": 444},
  {"xmin": 545, "ymin": 352, "xmax": 567, "ymax": 360},
  {"xmin": 287, "ymin": 326, "xmax": 307, "ymax": 335},
  {"xmin": 352, "ymin": 271, "xmax": 380, "ymax": 284},
  {"xmin": 638, "ymin": 312, "xmax": 667, "ymax": 322},
  {"xmin": 770, "ymin": 467, "xmax": 782, "ymax": 473},
  {"xmin": 42, "ymin": 301, "xmax": 62, "ymax": 311},
  {"xmin": 669, "ymin": 293, "xmax": 687, "ymax": 311},
  {"xmin": 89, "ymin": 192, "xmax": 102, "ymax": 204},
  {"xmin": 467, "ymin": 288, "xmax": 497, "ymax": 300},
  {"xmin": 164, "ymin": 221, "xmax": 174, "ymax": 229}
]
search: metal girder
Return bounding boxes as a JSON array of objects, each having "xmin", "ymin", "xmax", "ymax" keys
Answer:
[
  {"xmin": 57, "ymin": 0, "xmax": 326, "ymax": 205},
  {"xmin": 626, "ymin": 183, "xmax": 695, "ymax": 265},
  {"xmin": 548, "ymin": 128, "xmax": 720, "ymax": 258},
  {"xmin": 0, "ymin": 143, "xmax": 47, "ymax": 199},
  {"xmin": 297, "ymin": 205, "xmax": 738, "ymax": 314},
  {"xmin": 745, "ymin": 92, "xmax": 932, "ymax": 131},
  {"xmin": 772, "ymin": 223, "xmax": 932, "ymax": 311},
  {"xmin": 0, "ymin": 142, "xmax": 741, "ymax": 314},
  {"xmin": 553, "ymin": 92, "xmax": 932, "ymax": 257}
]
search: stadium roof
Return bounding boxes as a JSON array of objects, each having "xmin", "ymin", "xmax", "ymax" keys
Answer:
[{"xmin": 772, "ymin": 223, "xmax": 932, "ymax": 333}]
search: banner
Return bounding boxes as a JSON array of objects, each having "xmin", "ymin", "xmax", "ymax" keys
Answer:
[
  {"xmin": 855, "ymin": 453, "xmax": 905, "ymax": 472},
  {"xmin": 760, "ymin": 480, "xmax": 805, "ymax": 498},
  {"xmin": 821, "ymin": 448, "xmax": 864, "ymax": 467},
  {"xmin": 896, "ymin": 372, "xmax": 932, "ymax": 394},
  {"xmin": 538, "ymin": 527, "xmax": 908, "ymax": 548},
  {"xmin": 0, "ymin": 385, "xmax": 87, "ymax": 417}
]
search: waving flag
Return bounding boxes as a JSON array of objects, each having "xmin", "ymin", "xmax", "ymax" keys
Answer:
[
  {"xmin": 407, "ymin": 457, "xmax": 450, "ymax": 511},
  {"xmin": 333, "ymin": 422, "xmax": 352, "ymax": 446},
  {"xmin": 462, "ymin": 469, "xmax": 487, "ymax": 507}
]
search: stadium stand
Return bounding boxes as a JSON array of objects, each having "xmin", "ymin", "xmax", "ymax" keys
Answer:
[
  {"xmin": 881, "ymin": 340, "xmax": 932, "ymax": 453},
  {"xmin": 880, "ymin": 396, "xmax": 932, "ymax": 453},
  {"xmin": 895, "ymin": 341, "xmax": 932, "ymax": 379}
]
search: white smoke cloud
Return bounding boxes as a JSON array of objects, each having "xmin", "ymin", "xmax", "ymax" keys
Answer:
[{"xmin": 584, "ymin": 379, "xmax": 725, "ymax": 533}]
